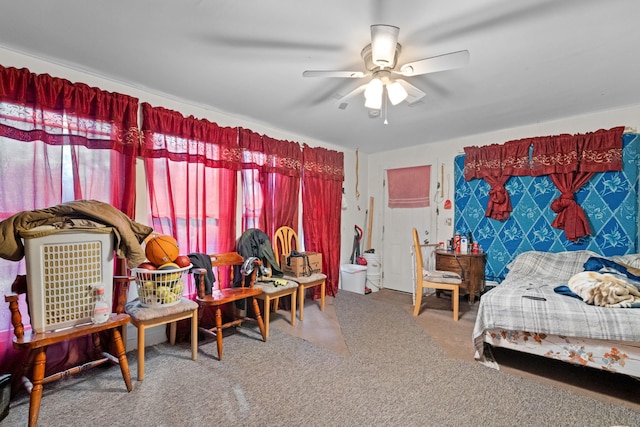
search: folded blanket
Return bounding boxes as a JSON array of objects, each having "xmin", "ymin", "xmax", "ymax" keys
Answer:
[{"xmin": 568, "ymin": 271, "xmax": 640, "ymax": 308}]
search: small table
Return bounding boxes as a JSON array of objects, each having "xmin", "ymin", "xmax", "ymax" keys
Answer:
[{"xmin": 435, "ymin": 250, "xmax": 486, "ymax": 303}]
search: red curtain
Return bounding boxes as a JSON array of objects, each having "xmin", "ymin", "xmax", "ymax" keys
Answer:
[
  {"xmin": 301, "ymin": 144, "xmax": 344, "ymax": 297},
  {"xmin": 238, "ymin": 129, "xmax": 302, "ymax": 239},
  {"xmin": 141, "ymin": 103, "xmax": 240, "ymax": 293},
  {"xmin": 464, "ymin": 127, "xmax": 623, "ymax": 240},
  {"xmin": 0, "ymin": 65, "xmax": 139, "ymax": 387},
  {"xmin": 548, "ymin": 172, "xmax": 594, "ymax": 240},
  {"xmin": 530, "ymin": 127, "xmax": 624, "ymax": 241},
  {"xmin": 238, "ymin": 128, "xmax": 265, "ymax": 231},
  {"xmin": 259, "ymin": 135, "xmax": 302, "ymax": 238},
  {"xmin": 464, "ymin": 139, "xmax": 531, "ymax": 220}
]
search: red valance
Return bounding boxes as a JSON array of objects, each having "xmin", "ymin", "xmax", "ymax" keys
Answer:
[
  {"xmin": 463, "ymin": 139, "xmax": 532, "ymax": 181},
  {"xmin": 140, "ymin": 103, "xmax": 241, "ymax": 168},
  {"xmin": 302, "ymin": 144, "xmax": 344, "ymax": 181},
  {"xmin": 0, "ymin": 65, "xmax": 139, "ymax": 154},
  {"xmin": 531, "ymin": 127, "xmax": 623, "ymax": 175},
  {"xmin": 238, "ymin": 128, "xmax": 302, "ymax": 177}
]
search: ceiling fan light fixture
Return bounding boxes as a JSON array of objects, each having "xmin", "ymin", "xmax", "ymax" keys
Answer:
[
  {"xmin": 387, "ymin": 81, "xmax": 408, "ymax": 105},
  {"xmin": 364, "ymin": 93, "xmax": 382, "ymax": 110},
  {"xmin": 371, "ymin": 24, "xmax": 399, "ymax": 68},
  {"xmin": 364, "ymin": 77, "xmax": 383, "ymax": 109},
  {"xmin": 364, "ymin": 77, "xmax": 383, "ymax": 99}
]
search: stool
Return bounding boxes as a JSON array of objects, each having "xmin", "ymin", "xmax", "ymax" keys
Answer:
[{"xmin": 124, "ymin": 298, "xmax": 198, "ymax": 381}]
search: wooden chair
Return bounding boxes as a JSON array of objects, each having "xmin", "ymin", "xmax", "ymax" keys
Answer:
[
  {"xmin": 193, "ymin": 252, "xmax": 266, "ymax": 360},
  {"xmin": 273, "ymin": 226, "xmax": 326, "ymax": 321},
  {"xmin": 121, "ymin": 273, "xmax": 198, "ymax": 381},
  {"xmin": 412, "ymin": 227, "xmax": 461, "ymax": 320},
  {"xmin": 5, "ymin": 275, "xmax": 133, "ymax": 427},
  {"xmin": 254, "ymin": 274, "xmax": 297, "ymax": 339}
]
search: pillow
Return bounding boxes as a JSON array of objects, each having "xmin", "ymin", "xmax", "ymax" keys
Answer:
[
  {"xmin": 423, "ymin": 269, "xmax": 462, "ymax": 284},
  {"xmin": 609, "ymin": 254, "xmax": 640, "ymax": 270},
  {"xmin": 506, "ymin": 250, "xmax": 599, "ymax": 282}
]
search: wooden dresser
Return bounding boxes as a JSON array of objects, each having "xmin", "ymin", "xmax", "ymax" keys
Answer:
[{"xmin": 435, "ymin": 250, "xmax": 486, "ymax": 303}]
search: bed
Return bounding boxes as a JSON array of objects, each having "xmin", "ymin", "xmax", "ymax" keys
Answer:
[{"xmin": 473, "ymin": 250, "xmax": 640, "ymax": 378}]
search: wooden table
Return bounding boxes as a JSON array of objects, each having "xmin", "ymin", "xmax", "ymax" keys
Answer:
[{"xmin": 435, "ymin": 250, "xmax": 486, "ymax": 303}]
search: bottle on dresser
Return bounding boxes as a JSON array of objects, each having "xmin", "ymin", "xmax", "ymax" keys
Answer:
[{"xmin": 460, "ymin": 235, "xmax": 468, "ymax": 253}]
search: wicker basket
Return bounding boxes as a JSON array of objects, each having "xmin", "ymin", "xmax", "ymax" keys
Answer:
[{"xmin": 132, "ymin": 264, "xmax": 192, "ymax": 307}]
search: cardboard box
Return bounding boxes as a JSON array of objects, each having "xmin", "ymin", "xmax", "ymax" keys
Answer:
[{"xmin": 280, "ymin": 252, "xmax": 322, "ymax": 277}]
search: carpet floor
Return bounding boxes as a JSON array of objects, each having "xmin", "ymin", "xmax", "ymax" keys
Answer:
[{"xmin": 5, "ymin": 290, "xmax": 640, "ymax": 426}]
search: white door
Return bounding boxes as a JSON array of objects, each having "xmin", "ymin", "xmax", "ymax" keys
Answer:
[{"xmin": 381, "ymin": 178, "xmax": 433, "ymax": 293}]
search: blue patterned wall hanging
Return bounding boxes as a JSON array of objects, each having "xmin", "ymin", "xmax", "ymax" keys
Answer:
[{"xmin": 454, "ymin": 133, "xmax": 639, "ymax": 282}]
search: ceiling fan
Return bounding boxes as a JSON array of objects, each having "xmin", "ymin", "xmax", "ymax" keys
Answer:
[{"xmin": 303, "ymin": 25, "xmax": 470, "ymax": 112}]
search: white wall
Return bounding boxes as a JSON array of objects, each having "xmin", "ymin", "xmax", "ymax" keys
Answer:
[{"xmin": 367, "ymin": 105, "xmax": 640, "ymax": 256}]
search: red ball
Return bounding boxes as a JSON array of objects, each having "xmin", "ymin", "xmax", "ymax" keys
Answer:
[
  {"xmin": 174, "ymin": 255, "xmax": 191, "ymax": 268},
  {"xmin": 145, "ymin": 235, "xmax": 179, "ymax": 266},
  {"xmin": 137, "ymin": 262, "xmax": 158, "ymax": 270}
]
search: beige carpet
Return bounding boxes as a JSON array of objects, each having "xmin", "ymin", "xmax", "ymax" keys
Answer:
[
  {"xmin": 272, "ymin": 288, "xmax": 640, "ymax": 412},
  {"xmin": 6, "ymin": 289, "xmax": 639, "ymax": 426}
]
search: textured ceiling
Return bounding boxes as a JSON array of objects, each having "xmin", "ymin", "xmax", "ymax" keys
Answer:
[{"xmin": 1, "ymin": 0, "xmax": 639, "ymax": 153}]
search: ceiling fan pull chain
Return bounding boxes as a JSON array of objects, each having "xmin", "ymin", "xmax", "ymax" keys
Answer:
[{"xmin": 384, "ymin": 91, "xmax": 389, "ymax": 125}]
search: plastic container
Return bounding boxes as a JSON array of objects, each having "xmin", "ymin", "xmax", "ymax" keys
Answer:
[
  {"xmin": 340, "ymin": 264, "xmax": 367, "ymax": 294},
  {"xmin": 362, "ymin": 252, "xmax": 382, "ymax": 292},
  {"xmin": 21, "ymin": 228, "xmax": 115, "ymax": 333},
  {"xmin": 132, "ymin": 264, "xmax": 192, "ymax": 307}
]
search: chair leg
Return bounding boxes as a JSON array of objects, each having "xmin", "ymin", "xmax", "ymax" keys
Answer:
[
  {"xmin": 109, "ymin": 327, "xmax": 133, "ymax": 391},
  {"xmin": 251, "ymin": 297, "xmax": 267, "ymax": 342},
  {"xmin": 168, "ymin": 321, "xmax": 177, "ymax": 345},
  {"xmin": 452, "ymin": 287, "xmax": 460, "ymax": 321},
  {"xmin": 135, "ymin": 323, "xmax": 145, "ymax": 381},
  {"xmin": 191, "ymin": 309, "xmax": 198, "ymax": 361},
  {"xmin": 290, "ymin": 290, "xmax": 297, "ymax": 327},
  {"xmin": 319, "ymin": 280, "xmax": 326, "ymax": 312},
  {"xmin": 215, "ymin": 307, "xmax": 224, "ymax": 360},
  {"xmin": 27, "ymin": 347, "xmax": 46, "ymax": 427},
  {"xmin": 263, "ymin": 296, "xmax": 271, "ymax": 339},
  {"xmin": 121, "ymin": 323, "xmax": 128, "ymax": 352},
  {"xmin": 413, "ymin": 284, "xmax": 423, "ymax": 316},
  {"xmin": 298, "ymin": 285, "xmax": 305, "ymax": 321}
]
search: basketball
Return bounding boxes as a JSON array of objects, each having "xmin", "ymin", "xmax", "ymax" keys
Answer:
[{"xmin": 145, "ymin": 235, "xmax": 179, "ymax": 266}]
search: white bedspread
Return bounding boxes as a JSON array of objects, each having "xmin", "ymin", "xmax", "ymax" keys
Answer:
[{"xmin": 472, "ymin": 251, "xmax": 640, "ymax": 361}]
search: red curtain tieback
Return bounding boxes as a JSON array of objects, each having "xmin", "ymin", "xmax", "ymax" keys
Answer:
[
  {"xmin": 550, "ymin": 193, "xmax": 576, "ymax": 214},
  {"xmin": 489, "ymin": 186, "xmax": 508, "ymax": 204}
]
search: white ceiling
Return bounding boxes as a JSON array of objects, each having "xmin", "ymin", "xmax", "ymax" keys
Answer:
[{"xmin": 1, "ymin": 0, "xmax": 639, "ymax": 154}]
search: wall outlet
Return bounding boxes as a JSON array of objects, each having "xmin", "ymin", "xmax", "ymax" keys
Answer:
[{"xmin": 445, "ymin": 218, "xmax": 452, "ymax": 226}]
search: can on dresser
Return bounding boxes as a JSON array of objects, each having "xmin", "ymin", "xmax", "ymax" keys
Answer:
[{"xmin": 453, "ymin": 233, "xmax": 461, "ymax": 253}]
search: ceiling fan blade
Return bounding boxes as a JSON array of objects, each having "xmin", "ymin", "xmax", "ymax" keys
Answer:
[
  {"xmin": 397, "ymin": 50, "xmax": 470, "ymax": 77},
  {"xmin": 302, "ymin": 70, "xmax": 366, "ymax": 78},
  {"xmin": 395, "ymin": 79, "xmax": 426, "ymax": 104},
  {"xmin": 334, "ymin": 84, "xmax": 368, "ymax": 109}
]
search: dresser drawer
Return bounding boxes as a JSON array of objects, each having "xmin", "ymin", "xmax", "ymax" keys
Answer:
[
  {"xmin": 435, "ymin": 250, "xmax": 486, "ymax": 303},
  {"xmin": 435, "ymin": 255, "xmax": 470, "ymax": 271}
]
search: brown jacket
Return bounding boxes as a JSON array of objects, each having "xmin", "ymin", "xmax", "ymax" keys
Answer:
[{"xmin": 0, "ymin": 200, "xmax": 153, "ymax": 267}]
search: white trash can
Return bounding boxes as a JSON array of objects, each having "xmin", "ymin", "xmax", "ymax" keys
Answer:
[
  {"xmin": 340, "ymin": 264, "xmax": 368, "ymax": 294},
  {"xmin": 362, "ymin": 252, "xmax": 382, "ymax": 292}
]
